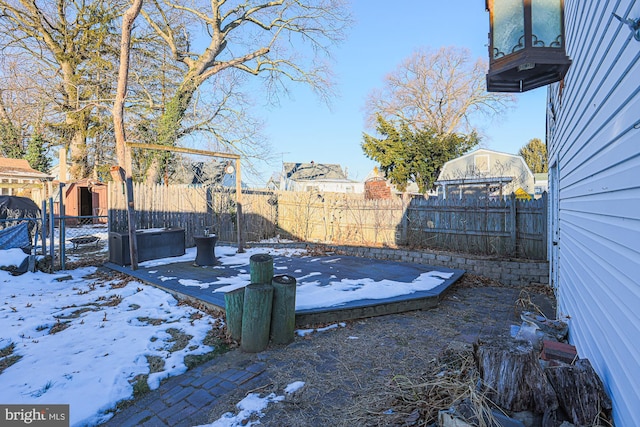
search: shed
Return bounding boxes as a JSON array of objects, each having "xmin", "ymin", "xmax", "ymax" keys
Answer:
[
  {"xmin": 435, "ymin": 149, "xmax": 534, "ymax": 200},
  {"xmin": 61, "ymin": 179, "xmax": 108, "ymax": 224}
]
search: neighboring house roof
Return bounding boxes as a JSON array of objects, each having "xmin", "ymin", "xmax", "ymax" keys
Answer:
[
  {"xmin": 170, "ymin": 161, "xmax": 238, "ymax": 187},
  {"xmin": 266, "ymin": 172, "xmax": 282, "ymax": 190},
  {"xmin": 0, "ymin": 157, "xmax": 52, "ymax": 180},
  {"xmin": 283, "ymin": 162, "xmax": 348, "ymax": 182}
]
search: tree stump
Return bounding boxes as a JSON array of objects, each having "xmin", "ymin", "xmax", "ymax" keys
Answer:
[
  {"xmin": 250, "ymin": 253, "xmax": 274, "ymax": 284},
  {"xmin": 545, "ymin": 358, "xmax": 612, "ymax": 426},
  {"xmin": 270, "ymin": 275, "xmax": 297, "ymax": 345},
  {"xmin": 473, "ymin": 338, "xmax": 558, "ymax": 413},
  {"xmin": 224, "ymin": 287, "xmax": 245, "ymax": 341},
  {"xmin": 241, "ymin": 283, "xmax": 274, "ymax": 353}
]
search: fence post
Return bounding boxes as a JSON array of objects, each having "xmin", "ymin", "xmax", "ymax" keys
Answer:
[
  {"xmin": 270, "ymin": 275, "xmax": 297, "ymax": 345},
  {"xmin": 124, "ymin": 176, "xmax": 139, "ymax": 270},
  {"xmin": 224, "ymin": 287, "xmax": 245, "ymax": 341},
  {"xmin": 41, "ymin": 201, "xmax": 47, "ymax": 256},
  {"xmin": 250, "ymin": 253, "xmax": 274, "ymax": 284},
  {"xmin": 509, "ymin": 193, "xmax": 517, "ymax": 255},
  {"xmin": 59, "ymin": 183, "xmax": 66, "ymax": 270},
  {"xmin": 48, "ymin": 198, "xmax": 55, "ymax": 262},
  {"xmin": 241, "ymin": 283, "xmax": 274, "ymax": 353},
  {"xmin": 107, "ymin": 182, "xmax": 113, "ymax": 233},
  {"xmin": 541, "ymin": 192, "xmax": 548, "ymax": 261},
  {"xmin": 399, "ymin": 193, "xmax": 410, "ymax": 245}
]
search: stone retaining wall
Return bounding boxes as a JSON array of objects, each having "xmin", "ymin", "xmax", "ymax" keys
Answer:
[{"xmin": 245, "ymin": 242, "xmax": 549, "ymax": 287}]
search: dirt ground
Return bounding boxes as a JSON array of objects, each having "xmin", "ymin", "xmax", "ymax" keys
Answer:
[{"xmin": 197, "ymin": 274, "xmax": 556, "ymax": 426}]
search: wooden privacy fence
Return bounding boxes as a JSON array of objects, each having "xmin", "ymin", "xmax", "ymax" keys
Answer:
[
  {"xmin": 108, "ymin": 182, "xmax": 277, "ymax": 247},
  {"xmin": 276, "ymin": 191, "xmax": 547, "ymax": 260},
  {"xmin": 108, "ymin": 183, "xmax": 547, "ymax": 260},
  {"xmin": 402, "ymin": 195, "xmax": 547, "ymax": 260},
  {"xmin": 276, "ymin": 191, "xmax": 405, "ymax": 246}
]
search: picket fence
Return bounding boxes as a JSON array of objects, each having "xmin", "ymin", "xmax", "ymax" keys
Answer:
[{"xmin": 108, "ymin": 183, "xmax": 547, "ymax": 260}]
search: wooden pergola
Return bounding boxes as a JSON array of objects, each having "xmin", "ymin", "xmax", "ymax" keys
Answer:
[{"xmin": 114, "ymin": 142, "xmax": 245, "ymax": 270}]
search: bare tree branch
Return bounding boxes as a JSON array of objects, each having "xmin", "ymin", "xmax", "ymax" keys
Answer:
[
  {"xmin": 365, "ymin": 46, "xmax": 515, "ymax": 137},
  {"xmin": 138, "ymin": 0, "xmax": 351, "ymax": 182}
]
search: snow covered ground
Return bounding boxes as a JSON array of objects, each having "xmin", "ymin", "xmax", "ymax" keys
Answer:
[
  {"xmin": 0, "ymin": 245, "xmax": 454, "ymax": 426},
  {"xmin": 196, "ymin": 381, "xmax": 306, "ymax": 427}
]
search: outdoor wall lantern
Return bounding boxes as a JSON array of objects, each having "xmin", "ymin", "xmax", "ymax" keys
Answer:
[{"xmin": 486, "ymin": 0, "xmax": 572, "ymax": 92}]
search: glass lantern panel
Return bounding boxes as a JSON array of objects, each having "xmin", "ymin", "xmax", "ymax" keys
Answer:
[
  {"xmin": 532, "ymin": 0, "xmax": 563, "ymax": 47},
  {"xmin": 492, "ymin": 0, "xmax": 525, "ymax": 59}
]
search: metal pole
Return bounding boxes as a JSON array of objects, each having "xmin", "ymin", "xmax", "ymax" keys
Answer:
[
  {"xmin": 41, "ymin": 201, "xmax": 47, "ymax": 256},
  {"xmin": 48, "ymin": 198, "xmax": 54, "ymax": 261},
  {"xmin": 235, "ymin": 158, "xmax": 244, "ymax": 253},
  {"xmin": 59, "ymin": 183, "xmax": 66, "ymax": 270}
]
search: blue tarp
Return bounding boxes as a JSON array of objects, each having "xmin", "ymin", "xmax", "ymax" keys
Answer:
[{"xmin": 0, "ymin": 222, "xmax": 30, "ymax": 250}]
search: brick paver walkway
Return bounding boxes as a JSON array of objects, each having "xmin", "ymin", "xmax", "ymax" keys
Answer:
[{"xmin": 102, "ymin": 359, "xmax": 266, "ymax": 427}]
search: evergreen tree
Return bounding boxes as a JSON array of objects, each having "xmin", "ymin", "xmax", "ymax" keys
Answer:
[
  {"xmin": 25, "ymin": 132, "xmax": 51, "ymax": 173},
  {"xmin": 518, "ymin": 138, "xmax": 547, "ymax": 173},
  {"xmin": 362, "ymin": 115, "xmax": 478, "ymax": 193},
  {"xmin": 0, "ymin": 122, "xmax": 23, "ymax": 158}
]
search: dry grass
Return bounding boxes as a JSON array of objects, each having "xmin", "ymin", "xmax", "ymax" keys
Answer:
[
  {"xmin": 200, "ymin": 275, "xmax": 553, "ymax": 427},
  {"xmin": 0, "ymin": 343, "xmax": 22, "ymax": 375},
  {"xmin": 382, "ymin": 348, "xmax": 479, "ymax": 425}
]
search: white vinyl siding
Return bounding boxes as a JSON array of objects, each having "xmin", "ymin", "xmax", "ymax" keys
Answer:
[{"xmin": 547, "ymin": 1, "xmax": 640, "ymax": 425}]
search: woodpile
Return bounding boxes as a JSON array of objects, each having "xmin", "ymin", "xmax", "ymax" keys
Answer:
[
  {"xmin": 442, "ymin": 313, "xmax": 612, "ymax": 427},
  {"xmin": 473, "ymin": 337, "xmax": 558, "ymax": 414}
]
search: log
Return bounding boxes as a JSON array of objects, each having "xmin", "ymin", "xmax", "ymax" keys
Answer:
[
  {"xmin": 224, "ymin": 287, "xmax": 245, "ymax": 341},
  {"xmin": 545, "ymin": 358, "xmax": 612, "ymax": 426},
  {"xmin": 473, "ymin": 338, "xmax": 558, "ymax": 413},
  {"xmin": 241, "ymin": 283, "xmax": 274, "ymax": 353},
  {"xmin": 270, "ymin": 275, "xmax": 297, "ymax": 345},
  {"xmin": 250, "ymin": 253, "xmax": 274, "ymax": 284}
]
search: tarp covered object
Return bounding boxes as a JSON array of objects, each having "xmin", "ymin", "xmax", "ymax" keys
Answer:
[
  {"xmin": 0, "ymin": 222, "xmax": 30, "ymax": 250},
  {"xmin": 0, "ymin": 195, "xmax": 41, "ymax": 242}
]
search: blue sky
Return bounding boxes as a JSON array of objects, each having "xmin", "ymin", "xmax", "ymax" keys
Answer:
[{"xmin": 251, "ymin": 0, "xmax": 547, "ymax": 185}]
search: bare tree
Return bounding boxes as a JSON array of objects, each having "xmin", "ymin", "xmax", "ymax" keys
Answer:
[
  {"xmin": 0, "ymin": 0, "xmax": 124, "ymax": 178},
  {"xmin": 0, "ymin": 57, "xmax": 57, "ymax": 162},
  {"xmin": 365, "ymin": 46, "xmax": 514, "ymax": 136},
  {"xmin": 0, "ymin": 90, "xmax": 23, "ymax": 157},
  {"xmin": 139, "ymin": 0, "xmax": 352, "ymax": 182},
  {"xmin": 114, "ymin": 0, "xmax": 144, "ymax": 172}
]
